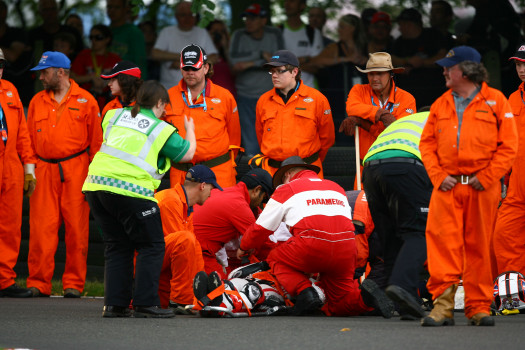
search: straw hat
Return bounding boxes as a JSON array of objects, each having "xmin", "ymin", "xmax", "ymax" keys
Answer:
[{"xmin": 356, "ymin": 52, "xmax": 405, "ymax": 74}]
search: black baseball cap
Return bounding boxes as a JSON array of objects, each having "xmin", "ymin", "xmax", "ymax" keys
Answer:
[
  {"xmin": 240, "ymin": 168, "xmax": 273, "ymax": 196},
  {"xmin": 242, "ymin": 3, "xmax": 267, "ymax": 17},
  {"xmin": 180, "ymin": 44, "xmax": 207, "ymax": 69},
  {"xmin": 100, "ymin": 60, "xmax": 141, "ymax": 79},
  {"xmin": 263, "ymin": 50, "xmax": 299, "ymax": 68}
]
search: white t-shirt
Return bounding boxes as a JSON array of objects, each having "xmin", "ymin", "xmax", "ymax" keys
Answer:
[
  {"xmin": 154, "ymin": 25, "xmax": 218, "ymax": 89},
  {"xmin": 282, "ymin": 24, "xmax": 323, "ymax": 87}
]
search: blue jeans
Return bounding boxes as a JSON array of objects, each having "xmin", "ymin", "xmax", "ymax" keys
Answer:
[{"xmin": 237, "ymin": 94, "xmax": 261, "ymax": 157}]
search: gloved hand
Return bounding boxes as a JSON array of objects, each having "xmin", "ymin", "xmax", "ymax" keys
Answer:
[
  {"xmin": 23, "ymin": 163, "xmax": 37, "ymax": 198},
  {"xmin": 374, "ymin": 108, "xmax": 390, "ymax": 122},
  {"xmin": 338, "ymin": 116, "xmax": 360, "ymax": 136},
  {"xmin": 379, "ymin": 113, "xmax": 396, "ymax": 127}
]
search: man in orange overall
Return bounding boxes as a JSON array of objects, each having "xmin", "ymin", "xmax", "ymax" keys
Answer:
[
  {"xmin": 165, "ymin": 44, "xmax": 240, "ymax": 188},
  {"xmin": 493, "ymin": 44, "xmax": 525, "ymax": 276},
  {"xmin": 155, "ymin": 165, "xmax": 221, "ymax": 314},
  {"xmin": 341, "ymin": 52, "xmax": 416, "ymax": 188},
  {"xmin": 420, "ymin": 46, "xmax": 518, "ymax": 326},
  {"xmin": 250, "ymin": 50, "xmax": 334, "ymax": 177},
  {"xmin": 26, "ymin": 51, "xmax": 102, "ymax": 297},
  {"xmin": 0, "ymin": 49, "xmax": 38, "ymax": 298}
]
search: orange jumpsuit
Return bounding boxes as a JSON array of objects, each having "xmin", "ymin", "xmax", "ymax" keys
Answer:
[
  {"xmin": 165, "ymin": 79, "xmax": 240, "ymax": 188},
  {"xmin": 493, "ymin": 82, "xmax": 525, "ymax": 275},
  {"xmin": 351, "ymin": 190, "xmax": 375, "ymax": 272},
  {"xmin": 0, "ymin": 79, "xmax": 37, "ymax": 290},
  {"xmin": 254, "ymin": 80, "xmax": 335, "ymax": 177},
  {"xmin": 346, "ymin": 82, "xmax": 416, "ymax": 188},
  {"xmin": 26, "ymin": 79, "xmax": 102, "ymax": 295},
  {"xmin": 101, "ymin": 97, "xmax": 135, "ymax": 118},
  {"xmin": 155, "ymin": 184, "xmax": 205, "ymax": 308},
  {"xmin": 420, "ymin": 82, "xmax": 518, "ymax": 318}
]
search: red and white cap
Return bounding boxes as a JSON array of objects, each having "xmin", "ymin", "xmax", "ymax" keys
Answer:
[
  {"xmin": 509, "ymin": 44, "xmax": 525, "ymax": 62},
  {"xmin": 100, "ymin": 60, "xmax": 141, "ymax": 79},
  {"xmin": 180, "ymin": 44, "xmax": 207, "ymax": 69}
]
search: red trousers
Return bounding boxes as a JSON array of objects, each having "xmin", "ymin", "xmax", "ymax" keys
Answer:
[
  {"xmin": 426, "ymin": 182, "xmax": 500, "ymax": 318},
  {"xmin": 493, "ymin": 197, "xmax": 525, "ymax": 275},
  {"xmin": 158, "ymin": 231, "xmax": 205, "ymax": 307},
  {"xmin": 266, "ymin": 233, "xmax": 371, "ymax": 316}
]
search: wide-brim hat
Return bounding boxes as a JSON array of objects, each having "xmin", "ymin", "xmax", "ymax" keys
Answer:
[
  {"xmin": 272, "ymin": 156, "xmax": 320, "ymax": 188},
  {"xmin": 356, "ymin": 52, "xmax": 404, "ymax": 74}
]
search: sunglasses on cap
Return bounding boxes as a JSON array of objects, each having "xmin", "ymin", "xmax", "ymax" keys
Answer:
[
  {"xmin": 0, "ymin": 61, "xmax": 5, "ymax": 69},
  {"xmin": 89, "ymin": 34, "xmax": 106, "ymax": 41},
  {"xmin": 182, "ymin": 66, "xmax": 202, "ymax": 72}
]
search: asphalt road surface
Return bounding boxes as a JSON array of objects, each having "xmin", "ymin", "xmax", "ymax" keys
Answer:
[{"xmin": 1, "ymin": 297, "xmax": 523, "ymax": 350}]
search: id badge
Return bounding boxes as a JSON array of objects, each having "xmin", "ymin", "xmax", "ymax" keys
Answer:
[{"xmin": 1, "ymin": 129, "xmax": 7, "ymax": 141}]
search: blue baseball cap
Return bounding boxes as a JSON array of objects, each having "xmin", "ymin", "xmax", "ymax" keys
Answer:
[
  {"xmin": 435, "ymin": 46, "xmax": 481, "ymax": 68},
  {"xmin": 30, "ymin": 51, "xmax": 71, "ymax": 71},
  {"xmin": 186, "ymin": 165, "xmax": 223, "ymax": 191}
]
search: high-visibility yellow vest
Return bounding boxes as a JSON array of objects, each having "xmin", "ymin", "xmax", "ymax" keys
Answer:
[
  {"xmin": 82, "ymin": 108, "xmax": 176, "ymax": 201},
  {"xmin": 363, "ymin": 111, "xmax": 430, "ymax": 163}
]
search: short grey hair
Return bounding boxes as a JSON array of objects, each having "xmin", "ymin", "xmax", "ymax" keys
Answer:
[{"xmin": 458, "ymin": 61, "xmax": 489, "ymax": 85}]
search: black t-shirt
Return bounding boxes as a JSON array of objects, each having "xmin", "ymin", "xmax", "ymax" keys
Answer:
[{"xmin": 392, "ymin": 27, "xmax": 446, "ymax": 59}]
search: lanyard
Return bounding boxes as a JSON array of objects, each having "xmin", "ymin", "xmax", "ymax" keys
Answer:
[
  {"xmin": 371, "ymin": 96, "xmax": 394, "ymax": 113},
  {"xmin": 182, "ymin": 83, "xmax": 207, "ymax": 111}
]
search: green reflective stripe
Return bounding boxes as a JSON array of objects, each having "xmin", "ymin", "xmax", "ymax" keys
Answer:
[
  {"xmin": 99, "ymin": 144, "xmax": 163, "ymax": 179},
  {"xmin": 368, "ymin": 138, "xmax": 419, "ymax": 152},
  {"xmin": 85, "ymin": 175, "xmax": 154, "ymax": 197},
  {"xmin": 381, "ymin": 128, "xmax": 422, "ymax": 139},
  {"xmin": 104, "ymin": 108, "xmax": 123, "ymax": 140},
  {"xmin": 138, "ymin": 122, "xmax": 170, "ymax": 160},
  {"xmin": 396, "ymin": 118, "xmax": 427, "ymax": 129}
]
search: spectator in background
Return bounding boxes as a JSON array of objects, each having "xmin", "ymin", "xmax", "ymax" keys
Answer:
[
  {"xmin": 106, "ymin": 0, "xmax": 147, "ymax": 78},
  {"xmin": 65, "ymin": 13, "xmax": 85, "ymax": 46},
  {"xmin": 430, "ymin": 1, "xmax": 456, "ymax": 50},
  {"xmin": 53, "ymin": 31, "xmax": 77, "ymax": 60},
  {"xmin": 360, "ymin": 7, "xmax": 377, "ymax": 41},
  {"xmin": 0, "ymin": 0, "xmax": 33, "ymax": 105},
  {"xmin": 151, "ymin": 0, "xmax": 217, "ymax": 89},
  {"xmin": 281, "ymin": 0, "xmax": 323, "ymax": 88},
  {"xmin": 71, "ymin": 24, "xmax": 121, "ymax": 110},
  {"xmin": 138, "ymin": 20, "xmax": 160, "ymax": 80},
  {"xmin": 456, "ymin": 0, "xmax": 521, "ymax": 96},
  {"xmin": 309, "ymin": 14, "xmax": 367, "ymax": 146},
  {"xmin": 391, "ymin": 8, "xmax": 448, "ymax": 109},
  {"xmin": 229, "ymin": 3, "xmax": 284, "ymax": 157},
  {"xmin": 367, "ymin": 11, "xmax": 394, "ymax": 54},
  {"xmin": 29, "ymin": 0, "xmax": 84, "ymax": 92},
  {"xmin": 308, "ymin": 6, "xmax": 333, "ymax": 47},
  {"xmin": 206, "ymin": 20, "xmax": 236, "ymax": 96}
]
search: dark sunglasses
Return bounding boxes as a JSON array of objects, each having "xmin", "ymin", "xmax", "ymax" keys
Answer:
[
  {"xmin": 182, "ymin": 66, "xmax": 201, "ymax": 72},
  {"xmin": 0, "ymin": 61, "xmax": 6, "ymax": 69},
  {"xmin": 89, "ymin": 34, "xmax": 106, "ymax": 41}
]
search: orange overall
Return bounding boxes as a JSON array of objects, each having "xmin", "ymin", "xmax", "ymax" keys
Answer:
[
  {"xmin": 493, "ymin": 82, "xmax": 525, "ymax": 276},
  {"xmin": 346, "ymin": 82, "xmax": 416, "ymax": 188},
  {"xmin": 252, "ymin": 80, "xmax": 335, "ymax": 177},
  {"xmin": 26, "ymin": 79, "xmax": 102, "ymax": 294},
  {"xmin": 155, "ymin": 184, "xmax": 204, "ymax": 307},
  {"xmin": 165, "ymin": 79, "xmax": 240, "ymax": 188},
  {"xmin": 0, "ymin": 80, "xmax": 37, "ymax": 290},
  {"xmin": 420, "ymin": 83, "xmax": 518, "ymax": 318}
]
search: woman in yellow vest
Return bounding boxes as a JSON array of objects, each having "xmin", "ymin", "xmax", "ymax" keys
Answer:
[
  {"xmin": 361, "ymin": 111, "xmax": 433, "ymax": 321},
  {"xmin": 83, "ymin": 80, "xmax": 196, "ymax": 318}
]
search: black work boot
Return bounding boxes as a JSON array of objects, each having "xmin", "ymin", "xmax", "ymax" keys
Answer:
[
  {"xmin": 361, "ymin": 279, "xmax": 394, "ymax": 318},
  {"xmin": 292, "ymin": 287, "xmax": 324, "ymax": 316}
]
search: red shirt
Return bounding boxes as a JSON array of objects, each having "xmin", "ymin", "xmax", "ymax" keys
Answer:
[{"xmin": 193, "ymin": 182, "xmax": 257, "ymax": 255}]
